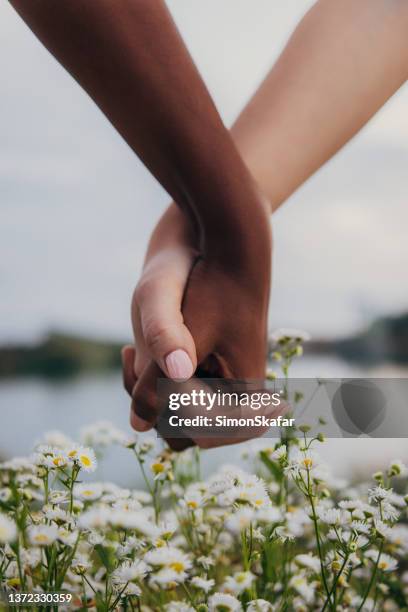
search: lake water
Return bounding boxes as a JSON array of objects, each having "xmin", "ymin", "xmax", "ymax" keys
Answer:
[{"xmin": 0, "ymin": 355, "xmax": 407, "ymax": 487}]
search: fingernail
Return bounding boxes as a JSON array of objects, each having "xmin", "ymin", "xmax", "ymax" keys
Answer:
[{"xmin": 165, "ymin": 349, "xmax": 194, "ymax": 381}]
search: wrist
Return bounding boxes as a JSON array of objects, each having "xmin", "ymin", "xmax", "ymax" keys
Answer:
[{"xmin": 198, "ymin": 179, "xmax": 272, "ymax": 273}]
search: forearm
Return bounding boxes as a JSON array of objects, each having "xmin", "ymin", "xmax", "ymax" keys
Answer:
[
  {"xmin": 11, "ymin": 0, "xmax": 267, "ymax": 258},
  {"xmin": 232, "ymin": 0, "xmax": 408, "ymax": 210}
]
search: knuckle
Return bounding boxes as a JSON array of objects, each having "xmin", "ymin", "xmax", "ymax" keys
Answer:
[
  {"xmin": 143, "ymin": 319, "xmax": 177, "ymax": 353},
  {"xmin": 133, "ymin": 278, "xmax": 152, "ymax": 307},
  {"xmin": 132, "ymin": 389, "xmax": 157, "ymax": 424}
]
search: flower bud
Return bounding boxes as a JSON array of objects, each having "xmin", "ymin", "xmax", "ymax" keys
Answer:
[{"xmin": 266, "ymin": 371, "xmax": 277, "ymax": 380}]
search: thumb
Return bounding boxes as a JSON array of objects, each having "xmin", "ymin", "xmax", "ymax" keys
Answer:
[{"xmin": 135, "ymin": 264, "xmax": 197, "ymax": 381}]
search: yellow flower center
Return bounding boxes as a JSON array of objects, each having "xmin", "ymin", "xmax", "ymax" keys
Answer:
[
  {"xmin": 80, "ymin": 455, "xmax": 92, "ymax": 467},
  {"xmin": 303, "ymin": 458, "xmax": 313, "ymax": 468},
  {"xmin": 152, "ymin": 463, "xmax": 164, "ymax": 474},
  {"xmin": 338, "ymin": 575, "xmax": 347, "ymax": 587},
  {"xmin": 34, "ymin": 534, "xmax": 49, "ymax": 544},
  {"xmin": 169, "ymin": 562, "xmax": 184, "ymax": 573},
  {"xmin": 187, "ymin": 501, "xmax": 198, "ymax": 509}
]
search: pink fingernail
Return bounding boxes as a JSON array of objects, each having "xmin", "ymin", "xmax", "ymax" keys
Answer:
[{"xmin": 165, "ymin": 349, "xmax": 194, "ymax": 381}]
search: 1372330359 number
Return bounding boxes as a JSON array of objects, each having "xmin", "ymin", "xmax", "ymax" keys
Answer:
[{"xmin": 4, "ymin": 592, "xmax": 73, "ymax": 606}]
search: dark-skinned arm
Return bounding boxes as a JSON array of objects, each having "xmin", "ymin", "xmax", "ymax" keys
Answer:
[{"xmin": 10, "ymin": 0, "xmax": 269, "ymax": 264}]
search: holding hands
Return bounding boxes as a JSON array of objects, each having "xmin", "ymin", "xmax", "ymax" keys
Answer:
[{"xmin": 11, "ymin": 0, "xmax": 408, "ymax": 448}]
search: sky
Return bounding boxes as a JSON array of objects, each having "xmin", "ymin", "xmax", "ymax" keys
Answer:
[{"xmin": 1, "ymin": 0, "xmax": 408, "ymax": 344}]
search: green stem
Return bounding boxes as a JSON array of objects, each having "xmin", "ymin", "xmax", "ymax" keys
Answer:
[
  {"xmin": 306, "ymin": 470, "xmax": 331, "ymax": 605},
  {"xmin": 68, "ymin": 465, "xmax": 80, "ymax": 514},
  {"xmin": 109, "ymin": 582, "xmax": 130, "ymax": 611},
  {"xmin": 357, "ymin": 541, "xmax": 384, "ymax": 612},
  {"xmin": 182, "ymin": 583, "xmax": 195, "ymax": 607},
  {"xmin": 133, "ymin": 451, "xmax": 160, "ymax": 523},
  {"xmin": 321, "ymin": 553, "xmax": 349, "ymax": 612}
]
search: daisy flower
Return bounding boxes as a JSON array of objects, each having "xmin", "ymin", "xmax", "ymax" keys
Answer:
[
  {"xmin": 68, "ymin": 446, "xmax": 97, "ymax": 472},
  {"xmin": 57, "ymin": 528, "xmax": 79, "ymax": 547},
  {"xmin": 38, "ymin": 431, "xmax": 74, "ymax": 449},
  {"xmin": 0, "ymin": 489, "xmax": 11, "ymax": 503},
  {"xmin": 222, "ymin": 571, "xmax": 255, "ymax": 595},
  {"xmin": 289, "ymin": 573, "xmax": 316, "ymax": 603},
  {"xmin": 270, "ymin": 444, "xmax": 287, "ymax": 461},
  {"xmin": 109, "ymin": 509, "xmax": 156, "ymax": 536},
  {"xmin": 144, "ymin": 546, "xmax": 192, "ymax": 578},
  {"xmin": 48, "ymin": 490, "xmax": 69, "ymax": 505},
  {"xmin": 74, "ymin": 482, "xmax": 103, "ymax": 501},
  {"xmin": 80, "ymin": 420, "xmax": 126, "ymax": 448},
  {"xmin": 294, "ymin": 554, "xmax": 321, "ymax": 573},
  {"xmin": 112, "ymin": 560, "xmax": 149, "ymax": 585},
  {"xmin": 0, "ymin": 457, "xmax": 34, "ymax": 473},
  {"xmin": 318, "ymin": 507, "xmax": 345, "ymax": 526},
  {"xmin": 247, "ymin": 601, "xmax": 274, "ymax": 612},
  {"xmin": 150, "ymin": 459, "xmax": 172, "ymax": 480},
  {"xmin": 275, "ymin": 526, "xmax": 295, "ymax": 543},
  {"xmin": 208, "ymin": 592, "xmax": 242, "ymax": 611},
  {"xmin": 366, "ymin": 550, "xmax": 398, "ymax": 572},
  {"xmin": 368, "ymin": 486, "xmax": 393, "ymax": 504},
  {"xmin": 136, "ymin": 436, "xmax": 158, "ymax": 455},
  {"xmin": 225, "ymin": 507, "xmax": 255, "ymax": 534},
  {"xmin": 78, "ymin": 506, "xmax": 111, "ymax": 529},
  {"xmin": 350, "ymin": 521, "xmax": 371, "ymax": 535},
  {"xmin": 114, "ymin": 582, "xmax": 142, "ymax": 597},
  {"xmin": 44, "ymin": 450, "xmax": 69, "ymax": 470},
  {"xmin": 28, "ymin": 524, "xmax": 58, "ymax": 546},
  {"xmin": 381, "ymin": 501, "xmax": 399, "ymax": 522},
  {"xmin": 150, "ymin": 568, "xmax": 185, "ymax": 587},
  {"xmin": 339, "ymin": 499, "xmax": 363, "ymax": 511},
  {"xmin": 197, "ymin": 555, "xmax": 215, "ymax": 570},
  {"xmin": 374, "ymin": 519, "xmax": 392, "ymax": 539},
  {"xmin": 191, "ymin": 576, "xmax": 215, "ymax": 593},
  {"xmin": 164, "ymin": 603, "xmax": 194, "ymax": 612},
  {"xmin": 0, "ymin": 514, "xmax": 17, "ymax": 544},
  {"xmin": 43, "ymin": 505, "xmax": 71, "ymax": 525},
  {"xmin": 71, "ymin": 554, "xmax": 92, "ymax": 575}
]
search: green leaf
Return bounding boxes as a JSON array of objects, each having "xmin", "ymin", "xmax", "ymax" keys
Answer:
[
  {"xmin": 259, "ymin": 451, "xmax": 282, "ymax": 481},
  {"xmin": 95, "ymin": 545, "xmax": 115, "ymax": 573}
]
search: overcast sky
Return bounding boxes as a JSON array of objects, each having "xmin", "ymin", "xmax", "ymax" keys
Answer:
[{"xmin": 1, "ymin": 0, "xmax": 407, "ymax": 343}]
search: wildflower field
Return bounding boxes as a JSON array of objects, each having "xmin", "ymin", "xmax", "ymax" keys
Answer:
[{"xmin": 1, "ymin": 334, "xmax": 408, "ymax": 611}]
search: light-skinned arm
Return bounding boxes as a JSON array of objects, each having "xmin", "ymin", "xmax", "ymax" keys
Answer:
[{"xmin": 123, "ymin": 0, "xmax": 408, "ymax": 436}]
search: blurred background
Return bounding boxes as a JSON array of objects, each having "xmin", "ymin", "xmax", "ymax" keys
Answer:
[{"xmin": 1, "ymin": 0, "xmax": 407, "ymax": 484}]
